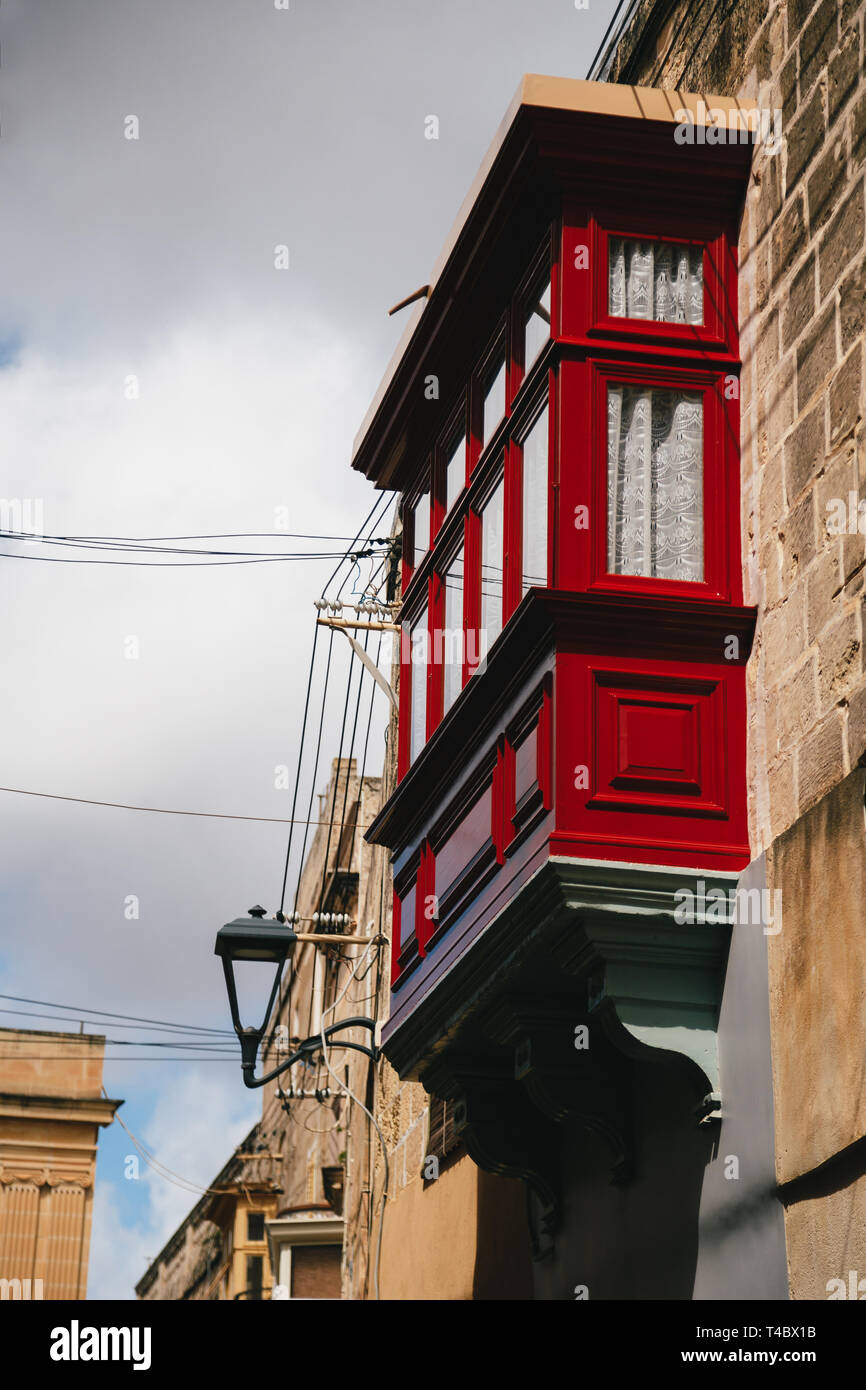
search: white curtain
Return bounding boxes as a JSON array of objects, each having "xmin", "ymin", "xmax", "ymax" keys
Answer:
[
  {"xmin": 609, "ymin": 238, "xmax": 703, "ymax": 324},
  {"xmin": 607, "ymin": 386, "xmax": 704, "ymax": 581}
]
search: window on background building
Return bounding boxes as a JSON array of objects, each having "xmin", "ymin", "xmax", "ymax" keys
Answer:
[
  {"xmin": 424, "ymin": 1096, "xmax": 464, "ymax": 1180},
  {"xmin": 246, "ymin": 1255, "xmax": 263, "ymax": 1300},
  {"xmin": 481, "ymin": 479, "xmax": 505, "ymax": 658},
  {"xmin": 524, "ymin": 273, "xmax": 551, "ymax": 371},
  {"xmin": 482, "ymin": 357, "xmax": 506, "ymax": 448},
  {"xmin": 247, "ymin": 1212, "xmax": 265, "ymax": 1242},
  {"xmin": 608, "ymin": 238, "xmax": 703, "ymax": 324},
  {"xmin": 290, "ymin": 1245, "xmax": 342, "ymax": 1299},
  {"xmin": 443, "ymin": 548, "xmax": 464, "ymax": 714},
  {"xmin": 521, "ymin": 405, "xmax": 548, "ymax": 594},
  {"xmin": 606, "ymin": 385, "xmax": 704, "ymax": 582}
]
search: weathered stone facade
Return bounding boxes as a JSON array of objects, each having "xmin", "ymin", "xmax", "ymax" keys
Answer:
[
  {"xmin": 0, "ymin": 1029, "xmax": 120, "ymax": 1300},
  {"xmin": 604, "ymin": 0, "xmax": 866, "ymax": 1302}
]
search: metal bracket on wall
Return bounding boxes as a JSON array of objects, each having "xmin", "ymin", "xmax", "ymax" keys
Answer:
[{"xmin": 316, "ymin": 617, "xmax": 399, "ymax": 710}]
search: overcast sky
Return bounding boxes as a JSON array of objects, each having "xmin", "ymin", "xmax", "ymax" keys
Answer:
[{"xmin": 0, "ymin": 0, "xmax": 617, "ymax": 1298}]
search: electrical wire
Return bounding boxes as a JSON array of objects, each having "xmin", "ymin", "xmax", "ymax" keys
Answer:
[
  {"xmin": 108, "ymin": 1095, "xmax": 265, "ymax": 1199},
  {"xmin": 1, "ymin": 1054, "xmax": 239, "ymax": 1061},
  {"xmin": 0, "ymin": 1025, "xmax": 235, "ymax": 1049},
  {"xmin": 0, "ymin": 530, "xmax": 389, "ymax": 560},
  {"xmin": 0, "ymin": 784, "xmax": 372, "ymax": 829},
  {"xmin": 0, "ymin": 1005, "xmax": 233, "ymax": 1036},
  {"xmin": 316, "ymin": 935, "xmax": 388, "ymax": 1301},
  {"xmin": 0, "ymin": 991, "xmax": 233, "ymax": 1036},
  {"xmin": 276, "ymin": 492, "xmax": 393, "ymax": 915},
  {"xmin": 586, "ymin": 0, "xmax": 638, "ymax": 79},
  {"xmin": 0, "ymin": 538, "xmax": 388, "ymax": 566},
  {"xmin": 316, "ymin": 632, "xmax": 363, "ymax": 912},
  {"xmin": 2, "ymin": 530, "xmax": 392, "ymax": 544}
]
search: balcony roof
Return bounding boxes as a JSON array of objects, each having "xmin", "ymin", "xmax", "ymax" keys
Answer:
[{"xmin": 351, "ymin": 73, "xmax": 758, "ymax": 490}]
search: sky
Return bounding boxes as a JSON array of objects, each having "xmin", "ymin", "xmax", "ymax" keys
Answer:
[{"xmin": 0, "ymin": 0, "xmax": 617, "ymax": 1298}]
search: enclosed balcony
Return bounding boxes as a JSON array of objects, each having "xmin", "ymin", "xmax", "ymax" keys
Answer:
[{"xmin": 353, "ymin": 76, "xmax": 758, "ymax": 1245}]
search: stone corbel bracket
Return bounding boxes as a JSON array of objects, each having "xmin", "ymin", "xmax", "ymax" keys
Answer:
[
  {"xmin": 548, "ymin": 859, "xmax": 737, "ymax": 1121},
  {"xmin": 477, "ymin": 995, "xmax": 633, "ymax": 1180},
  {"xmin": 421, "ymin": 1052, "xmax": 561, "ymax": 1249}
]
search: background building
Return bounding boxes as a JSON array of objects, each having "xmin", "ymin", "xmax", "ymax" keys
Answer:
[
  {"xmin": 259, "ymin": 758, "xmax": 382, "ymax": 1301},
  {"xmin": 141, "ymin": 759, "xmax": 383, "ymax": 1302},
  {"xmin": 136, "ymin": 1122, "xmax": 280, "ymax": 1301},
  {"xmin": 0, "ymin": 1028, "xmax": 120, "ymax": 1300}
]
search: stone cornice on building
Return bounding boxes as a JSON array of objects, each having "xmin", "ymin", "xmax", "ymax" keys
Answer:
[{"xmin": 0, "ymin": 1092, "xmax": 121, "ymax": 1127}]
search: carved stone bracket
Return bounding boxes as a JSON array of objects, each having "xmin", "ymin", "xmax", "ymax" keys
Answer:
[
  {"xmin": 478, "ymin": 995, "xmax": 633, "ymax": 1181},
  {"xmin": 0, "ymin": 1169, "xmax": 90, "ymax": 1188},
  {"xmin": 549, "ymin": 860, "xmax": 736, "ymax": 1120},
  {"xmin": 385, "ymin": 857, "xmax": 737, "ymax": 1257},
  {"xmin": 422, "ymin": 1053, "xmax": 560, "ymax": 1255}
]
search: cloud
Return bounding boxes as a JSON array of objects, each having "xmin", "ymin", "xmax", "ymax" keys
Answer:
[
  {"xmin": 0, "ymin": 309, "xmax": 391, "ymax": 1022},
  {"xmin": 89, "ymin": 1066, "xmax": 258, "ymax": 1299},
  {"xmin": 0, "ymin": 0, "xmax": 615, "ymax": 1303}
]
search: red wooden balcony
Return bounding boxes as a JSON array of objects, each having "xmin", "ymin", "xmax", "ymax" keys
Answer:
[{"xmin": 352, "ymin": 78, "xmax": 758, "ymax": 1228}]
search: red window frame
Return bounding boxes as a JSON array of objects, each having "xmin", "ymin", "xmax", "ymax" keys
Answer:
[
  {"xmin": 401, "ymin": 463, "xmax": 432, "ymax": 591},
  {"xmin": 514, "ymin": 239, "xmax": 556, "ymax": 391},
  {"xmin": 396, "ymin": 233, "xmax": 561, "ymax": 777},
  {"xmin": 431, "ymin": 520, "xmax": 469, "ymax": 726},
  {"xmin": 433, "ymin": 398, "xmax": 470, "ymax": 540},
  {"xmin": 511, "ymin": 377, "xmax": 554, "ymax": 608},
  {"xmin": 472, "ymin": 316, "xmax": 510, "ymax": 472},
  {"xmin": 468, "ymin": 456, "xmax": 507, "ymax": 675},
  {"xmin": 398, "ymin": 587, "xmax": 432, "ymax": 779},
  {"xmin": 392, "ymin": 844, "xmax": 435, "ymax": 987},
  {"xmin": 588, "ymin": 359, "xmax": 739, "ymax": 605},
  {"xmin": 589, "ymin": 216, "xmax": 731, "ymax": 349}
]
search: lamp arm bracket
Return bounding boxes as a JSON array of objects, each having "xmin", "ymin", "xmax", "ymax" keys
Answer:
[{"xmin": 240, "ymin": 1016, "xmax": 379, "ymax": 1088}]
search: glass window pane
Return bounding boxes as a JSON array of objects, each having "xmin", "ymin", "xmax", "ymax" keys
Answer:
[
  {"xmin": 608, "ymin": 238, "xmax": 703, "ymax": 324},
  {"xmin": 445, "ymin": 434, "xmax": 465, "ymax": 513},
  {"xmin": 482, "ymin": 360, "xmax": 506, "ymax": 448},
  {"xmin": 442, "ymin": 548, "xmax": 464, "ymax": 714},
  {"xmin": 524, "ymin": 276, "xmax": 551, "ymax": 371},
  {"xmin": 412, "ymin": 491, "xmax": 429, "ymax": 568},
  {"xmin": 246, "ymin": 1255, "xmax": 263, "ymax": 1299},
  {"xmin": 399, "ymin": 882, "xmax": 416, "ymax": 954},
  {"xmin": 409, "ymin": 606, "xmax": 428, "ymax": 761},
  {"xmin": 481, "ymin": 480, "xmax": 504, "ymax": 659},
  {"xmin": 522, "ymin": 407, "xmax": 548, "ymax": 594},
  {"xmin": 607, "ymin": 385, "xmax": 704, "ymax": 582}
]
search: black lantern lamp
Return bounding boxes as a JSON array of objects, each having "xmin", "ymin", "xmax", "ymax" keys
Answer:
[
  {"xmin": 215, "ymin": 905, "xmax": 379, "ymax": 1088},
  {"xmin": 215, "ymin": 906, "xmax": 296, "ymax": 1080}
]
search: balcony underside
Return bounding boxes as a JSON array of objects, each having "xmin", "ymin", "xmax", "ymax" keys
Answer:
[{"xmin": 381, "ymin": 857, "xmax": 735, "ymax": 1252}]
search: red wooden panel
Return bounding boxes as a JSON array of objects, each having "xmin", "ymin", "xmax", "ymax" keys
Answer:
[
  {"xmin": 514, "ymin": 725, "xmax": 538, "ymax": 805},
  {"xmin": 435, "ymin": 785, "xmax": 493, "ymax": 897},
  {"xmin": 554, "ymin": 646, "xmax": 748, "ymax": 869},
  {"xmin": 591, "ymin": 670, "xmax": 725, "ymax": 814},
  {"xmin": 392, "ymin": 881, "xmax": 417, "ymax": 986}
]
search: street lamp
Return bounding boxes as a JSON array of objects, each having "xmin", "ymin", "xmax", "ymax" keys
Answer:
[{"xmin": 215, "ymin": 905, "xmax": 379, "ymax": 1089}]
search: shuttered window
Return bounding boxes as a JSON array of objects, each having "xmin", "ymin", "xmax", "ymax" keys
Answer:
[{"xmin": 425, "ymin": 1095, "xmax": 463, "ymax": 1177}]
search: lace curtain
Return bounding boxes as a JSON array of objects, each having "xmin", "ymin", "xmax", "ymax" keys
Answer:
[
  {"xmin": 607, "ymin": 386, "xmax": 704, "ymax": 582},
  {"xmin": 609, "ymin": 238, "xmax": 703, "ymax": 324}
]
